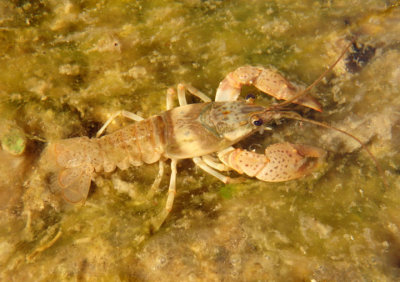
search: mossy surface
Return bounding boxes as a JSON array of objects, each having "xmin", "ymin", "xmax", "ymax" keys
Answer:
[{"xmin": 1, "ymin": 0, "xmax": 400, "ymax": 280}]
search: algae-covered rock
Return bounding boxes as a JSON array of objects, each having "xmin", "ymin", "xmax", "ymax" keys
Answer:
[{"xmin": 0, "ymin": 0, "xmax": 399, "ymax": 281}]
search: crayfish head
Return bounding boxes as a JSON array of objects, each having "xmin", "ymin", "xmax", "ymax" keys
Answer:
[{"xmin": 210, "ymin": 101, "xmax": 269, "ymax": 143}]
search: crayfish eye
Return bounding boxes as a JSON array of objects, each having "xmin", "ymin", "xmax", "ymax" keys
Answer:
[
  {"xmin": 251, "ymin": 115, "xmax": 263, "ymax": 126},
  {"xmin": 245, "ymin": 93, "xmax": 256, "ymax": 104}
]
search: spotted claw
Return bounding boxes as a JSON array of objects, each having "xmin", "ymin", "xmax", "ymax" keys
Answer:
[
  {"xmin": 215, "ymin": 66, "xmax": 322, "ymax": 112},
  {"xmin": 217, "ymin": 143, "xmax": 326, "ymax": 182}
]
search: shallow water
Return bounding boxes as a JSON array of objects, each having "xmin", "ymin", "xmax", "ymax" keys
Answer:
[{"xmin": 1, "ymin": 0, "xmax": 400, "ymax": 280}]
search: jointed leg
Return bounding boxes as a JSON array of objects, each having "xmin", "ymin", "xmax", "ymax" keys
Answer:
[
  {"xmin": 96, "ymin": 110, "xmax": 144, "ymax": 137},
  {"xmin": 166, "ymin": 88, "xmax": 175, "ymax": 110},
  {"xmin": 167, "ymin": 83, "xmax": 211, "ymax": 109},
  {"xmin": 192, "ymin": 157, "xmax": 231, "ymax": 183},
  {"xmin": 177, "ymin": 83, "xmax": 211, "ymax": 106},
  {"xmin": 165, "ymin": 159, "xmax": 177, "ymax": 212},
  {"xmin": 150, "ymin": 159, "xmax": 178, "ymax": 231},
  {"xmin": 148, "ymin": 160, "xmax": 165, "ymax": 197},
  {"xmin": 201, "ymin": 155, "xmax": 230, "ymax": 171}
]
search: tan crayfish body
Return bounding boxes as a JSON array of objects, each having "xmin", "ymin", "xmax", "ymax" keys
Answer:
[
  {"xmin": 40, "ymin": 61, "xmax": 354, "ymax": 227},
  {"xmin": 43, "ymin": 101, "xmax": 271, "ymax": 204}
]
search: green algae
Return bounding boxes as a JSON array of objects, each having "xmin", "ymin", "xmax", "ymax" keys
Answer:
[
  {"xmin": 0, "ymin": 121, "xmax": 26, "ymax": 155},
  {"xmin": 0, "ymin": 0, "xmax": 400, "ymax": 280}
]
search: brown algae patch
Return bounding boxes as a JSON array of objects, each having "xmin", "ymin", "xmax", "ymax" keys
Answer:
[{"xmin": 0, "ymin": 0, "xmax": 400, "ymax": 280}]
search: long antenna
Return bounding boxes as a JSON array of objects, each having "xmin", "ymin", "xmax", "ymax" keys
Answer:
[
  {"xmin": 279, "ymin": 112, "xmax": 388, "ymax": 189},
  {"xmin": 272, "ymin": 40, "xmax": 354, "ymax": 110}
]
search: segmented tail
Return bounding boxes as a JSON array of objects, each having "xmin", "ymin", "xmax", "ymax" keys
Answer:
[{"xmin": 42, "ymin": 137, "xmax": 100, "ymax": 204}]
